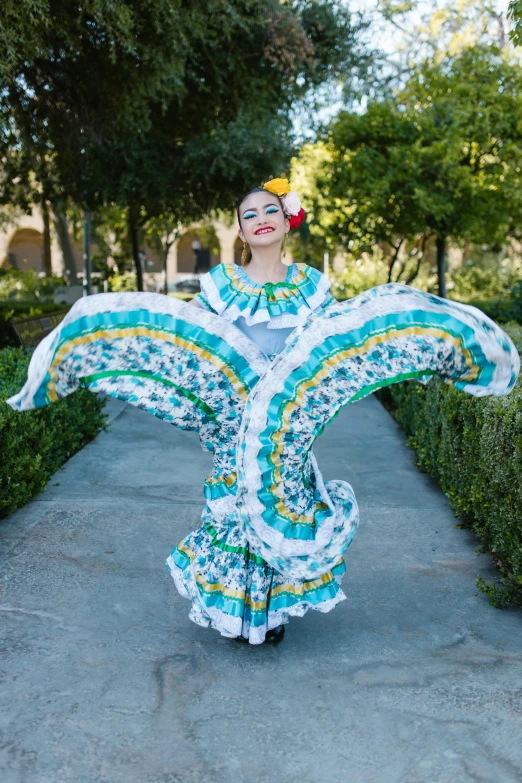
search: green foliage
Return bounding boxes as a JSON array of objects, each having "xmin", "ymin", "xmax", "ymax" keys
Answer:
[
  {"xmin": 296, "ymin": 45, "xmax": 522, "ymax": 293},
  {"xmin": 378, "ymin": 322, "xmax": 522, "ymax": 607},
  {"xmin": 109, "ymin": 271, "xmax": 138, "ymax": 292},
  {"xmin": 0, "ymin": 0, "xmax": 366, "ymax": 221},
  {"xmin": 90, "ymin": 205, "xmax": 133, "ymax": 277},
  {"xmin": 449, "ymin": 255, "xmax": 522, "ymax": 303},
  {"xmin": 0, "ymin": 268, "xmax": 66, "ymax": 300},
  {"xmin": 380, "ymin": 0, "xmax": 509, "ymax": 59},
  {"xmin": 464, "ymin": 296, "xmax": 519, "ymax": 325},
  {"xmin": 511, "ymin": 280, "xmax": 522, "ymax": 321},
  {"xmin": 509, "ymin": 1, "xmax": 522, "ymax": 46},
  {"xmin": 0, "ymin": 348, "xmax": 107, "ymax": 518},
  {"xmin": 453, "ymin": 275, "xmax": 522, "ymax": 325},
  {"xmin": 445, "ymin": 245, "xmax": 522, "ymax": 309},
  {"xmin": 0, "ymin": 0, "xmax": 369, "ymax": 290},
  {"xmin": 330, "ymin": 245, "xmax": 437, "ymax": 299}
]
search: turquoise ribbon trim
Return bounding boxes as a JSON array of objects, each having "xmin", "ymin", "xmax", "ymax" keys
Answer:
[
  {"xmin": 208, "ymin": 262, "xmax": 329, "ymax": 322},
  {"xmin": 31, "ymin": 308, "xmax": 262, "ymax": 408},
  {"xmin": 249, "ymin": 306, "xmax": 507, "ymax": 542},
  {"xmin": 167, "ymin": 544, "xmax": 346, "ymax": 624}
]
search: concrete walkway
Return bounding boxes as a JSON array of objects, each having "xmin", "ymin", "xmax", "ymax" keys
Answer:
[{"xmin": 1, "ymin": 395, "xmax": 522, "ymax": 783}]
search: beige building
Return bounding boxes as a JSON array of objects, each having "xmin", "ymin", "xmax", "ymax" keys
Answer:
[{"xmin": 0, "ymin": 207, "xmax": 247, "ymax": 291}]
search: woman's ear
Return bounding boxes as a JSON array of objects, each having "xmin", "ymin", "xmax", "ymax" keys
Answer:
[
  {"xmin": 238, "ymin": 228, "xmax": 245, "ymax": 243},
  {"xmin": 284, "ymin": 217, "xmax": 290, "ymax": 235}
]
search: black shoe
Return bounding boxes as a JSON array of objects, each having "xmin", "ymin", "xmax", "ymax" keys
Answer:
[
  {"xmin": 233, "ymin": 635, "xmax": 249, "ymax": 644},
  {"xmin": 265, "ymin": 624, "xmax": 285, "ymax": 644}
]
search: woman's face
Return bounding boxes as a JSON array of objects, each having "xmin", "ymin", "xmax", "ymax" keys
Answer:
[{"xmin": 238, "ymin": 190, "xmax": 289, "ymax": 250}]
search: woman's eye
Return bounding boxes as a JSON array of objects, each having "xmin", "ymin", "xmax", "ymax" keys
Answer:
[
  {"xmin": 243, "ymin": 211, "xmax": 256, "ymax": 220},
  {"xmin": 265, "ymin": 206, "xmax": 279, "ymax": 214}
]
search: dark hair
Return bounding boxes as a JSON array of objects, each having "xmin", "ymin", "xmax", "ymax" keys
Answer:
[{"xmin": 236, "ymin": 187, "xmax": 285, "ymax": 226}]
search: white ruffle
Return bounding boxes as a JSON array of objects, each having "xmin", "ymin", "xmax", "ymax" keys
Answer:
[{"xmin": 199, "ymin": 263, "xmax": 332, "ymax": 330}]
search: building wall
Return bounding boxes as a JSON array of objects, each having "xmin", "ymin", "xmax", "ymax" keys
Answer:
[
  {"xmin": 0, "ymin": 210, "xmax": 298, "ymax": 290},
  {"xmin": 166, "ymin": 222, "xmax": 240, "ymax": 287}
]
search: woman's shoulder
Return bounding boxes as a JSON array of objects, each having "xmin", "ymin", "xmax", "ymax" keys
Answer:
[
  {"xmin": 198, "ymin": 262, "xmax": 241, "ymax": 306},
  {"xmin": 287, "ymin": 262, "xmax": 333, "ymax": 307},
  {"xmin": 204, "ymin": 260, "xmax": 327, "ymax": 288},
  {"xmin": 290, "ymin": 262, "xmax": 328, "ymax": 287}
]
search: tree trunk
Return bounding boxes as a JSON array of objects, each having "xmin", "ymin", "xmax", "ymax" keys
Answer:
[
  {"xmin": 405, "ymin": 234, "xmax": 428, "ymax": 286},
  {"xmin": 387, "ymin": 237, "xmax": 404, "ymax": 283},
  {"xmin": 42, "ymin": 200, "xmax": 52, "ymax": 276},
  {"xmin": 128, "ymin": 208, "xmax": 143, "ymax": 292},
  {"xmin": 162, "ymin": 248, "xmax": 168, "ymax": 294},
  {"xmin": 436, "ymin": 235, "xmax": 447, "ymax": 298},
  {"xmin": 162, "ymin": 232, "xmax": 177, "ymax": 295},
  {"xmin": 53, "ymin": 208, "xmax": 79, "ymax": 284}
]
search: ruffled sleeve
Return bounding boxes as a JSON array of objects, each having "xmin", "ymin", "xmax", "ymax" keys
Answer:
[
  {"xmin": 194, "ymin": 285, "xmax": 217, "ymax": 313},
  {"xmin": 199, "ymin": 262, "xmax": 332, "ymax": 329}
]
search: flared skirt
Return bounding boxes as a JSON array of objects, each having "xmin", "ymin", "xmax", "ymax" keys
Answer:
[{"xmin": 166, "ymin": 510, "xmax": 346, "ymax": 645}]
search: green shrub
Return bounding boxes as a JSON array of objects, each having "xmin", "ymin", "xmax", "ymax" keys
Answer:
[
  {"xmin": 377, "ymin": 322, "xmax": 522, "ymax": 608},
  {"xmin": 0, "ymin": 268, "xmax": 66, "ymax": 300},
  {"xmin": 461, "ymin": 296, "xmax": 518, "ymax": 325},
  {"xmin": 109, "ymin": 270, "xmax": 137, "ymax": 291},
  {"xmin": 0, "ymin": 348, "xmax": 107, "ymax": 518},
  {"xmin": 462, "ymin": 281, "xmax": 522, "ymax": 325},
  {"xmin": 511, "ymin": 281, "xmax": 522, "ymax": 323}
]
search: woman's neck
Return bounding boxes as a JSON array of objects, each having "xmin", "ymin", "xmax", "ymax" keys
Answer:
[{"xmin": 242, "ymin": 244, "xmax": 289, "ymax": 285}]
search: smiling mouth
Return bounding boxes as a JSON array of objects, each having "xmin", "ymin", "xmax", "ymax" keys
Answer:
[{"xmin": 254, "ymin": 227, "xmax": 275, "ymax": 235}]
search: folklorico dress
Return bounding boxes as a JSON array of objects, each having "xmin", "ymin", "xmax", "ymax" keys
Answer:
[
  {"xmin": 7, "ymin": 263, "xmax": 520, "ymax": 644},
  {"xmin": 167, "ymin": 262, "xmax": 342, "ymax": 643}
]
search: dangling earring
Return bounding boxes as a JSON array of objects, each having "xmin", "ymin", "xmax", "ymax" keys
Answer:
[
  {"xmin": 282, "ymin": 234, "xmax": 287, "ymax": 259},
  {"xmin": 241, "ymin": 241, "xmax": 248, "ymax": 265}
]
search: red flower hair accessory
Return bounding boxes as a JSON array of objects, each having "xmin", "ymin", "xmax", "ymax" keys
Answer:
[{"xmin": 288, "ymin": 208, "xmax": 306, "ymax": 231}]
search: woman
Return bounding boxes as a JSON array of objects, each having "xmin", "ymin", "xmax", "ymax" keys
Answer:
[
  {"xmin": 170, "ymin": 178, "xmax": 342, "ymax": 644},
  {"xmin": 190, "ymin": 180, "xmax": 333, "ymax": 360},
  {"xmin": 7, "ymin": 179, "xmax": 519, "ymax": 646}
]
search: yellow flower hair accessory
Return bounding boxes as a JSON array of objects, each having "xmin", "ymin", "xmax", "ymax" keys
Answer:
[
  {"xmin": 262, "ymin": 176, "xmax": 306, "ymax": 230},
  {"xmin": 263, "ymin": 178, "xmax": 291, "ymax": 197}
]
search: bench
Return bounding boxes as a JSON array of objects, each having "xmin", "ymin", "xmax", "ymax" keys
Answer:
[{"xmin": 10, "ymin": 311, "xmax": 68, "ymax": 350}]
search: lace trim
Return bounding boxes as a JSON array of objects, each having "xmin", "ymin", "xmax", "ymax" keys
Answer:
[{"xmin": 167, "ymin": 554, "xmax": 346, "ymax": 645}]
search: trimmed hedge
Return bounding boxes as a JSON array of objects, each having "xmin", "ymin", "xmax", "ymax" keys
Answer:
[
  {"xmin": 0, "ymin": 348, "xmax": 107, "ymax": 518},
  {"xmin": 461, "ymin": 297, "xmax": 520, "ymax": 326},
  {"xmin": 377, "ymin": 322, "xmax": 522, "ymax": 607},
  {"xmin": 454, "ymin": 282, "xmax": 522, "ymax": 326},
  {"xmin": 0, "ymin": 300, "xmax": 70, "ymax": 349}
]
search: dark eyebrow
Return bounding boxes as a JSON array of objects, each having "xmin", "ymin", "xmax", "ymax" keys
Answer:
[{"xmin": 242, "ymin": 202, "xmax": 280, "ymax": 216}]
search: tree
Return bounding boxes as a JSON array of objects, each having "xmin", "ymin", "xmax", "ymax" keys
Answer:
[
  {"xmin": 302, "ymin": 45, "xmax": 522, "ymax": 297},
  {"xmin": 144, "ymin": 214, "xmax": 183, "ymax": 295},
  {"xmin": 509, "ymin": 1, "xmax": 522, "ymax": 45},
  {"xmin": 367, "ymin": 0, "xmax": 514, "ymax": 103},
  {"xmin": 0, "ymin": 0, "xmax": 368, "ymax": 289},
  {"xmin": 380, "ymin": 0, "xmax": 510, "ymax": 63}
]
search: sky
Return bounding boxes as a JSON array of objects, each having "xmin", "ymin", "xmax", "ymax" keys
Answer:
[
  {"xmin": 350, "ymin": 0, "xmax": 513, "ymax": 58},
  {"xmin": 294, "ymin": 0, "xmax": 515, "ymax": 139}
]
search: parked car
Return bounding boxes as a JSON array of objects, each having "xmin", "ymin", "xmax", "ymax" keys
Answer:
[{"xmin": 170, "ymin": 276, "xmax": 201, "ymax": 294}]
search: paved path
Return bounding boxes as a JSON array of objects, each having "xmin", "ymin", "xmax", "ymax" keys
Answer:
[{"xmin": 1, "ymin": 395, "xmax": 522, "ymax": 783}]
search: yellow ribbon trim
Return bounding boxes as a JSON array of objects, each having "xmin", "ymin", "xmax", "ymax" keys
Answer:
[
  {"xmin": 269, "ymin": 324, "xmax": 478, "ymax": 525},
  {"xmin": 194, "ymin": 563, "xmax": 342, "ymax": 610},
  {"xmin": 47, "ymin": 327, "xmax": 249, "ymax": 403}
]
